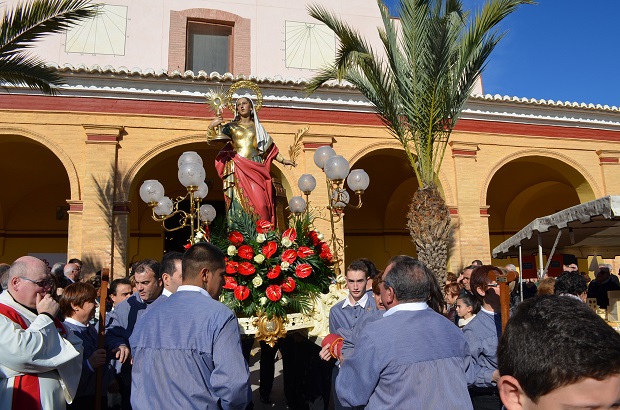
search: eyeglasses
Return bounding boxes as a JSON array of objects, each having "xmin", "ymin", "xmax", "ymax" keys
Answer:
[
  {"xmin": 487, "ymin": 283, "xmax": 499, "ymax": 288},
  {"xmin": 20, "ymin": 277, "xmax": 53, "ymax": 288}
]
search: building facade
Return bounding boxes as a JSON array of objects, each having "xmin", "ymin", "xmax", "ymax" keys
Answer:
[{"xmin": 1, "ymin": 0, "xmax": 619, "ymax": 276}]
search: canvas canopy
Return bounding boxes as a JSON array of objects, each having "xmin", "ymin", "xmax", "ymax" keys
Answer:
[{"xmin": 492, "ymin": 196, "xmax": 620, "ymax": 279}]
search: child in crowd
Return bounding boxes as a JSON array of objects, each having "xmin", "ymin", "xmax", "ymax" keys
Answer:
[
  {"xmin": 498, "ymin": 295, "xmax": 620, "ymax": 409},
  {"xmin": 456, "ymin": 292, "xmax": 480, "ymax": 328}
]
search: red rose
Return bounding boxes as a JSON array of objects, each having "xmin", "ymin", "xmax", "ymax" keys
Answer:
[
  {"xmin": 297, "ymin": 246, "xmax": 314, "ymax": 259},
  {"xmin": 282, "ymin": 228, "xmax": 297, "ymax": 242},
  {"xmin": 223, "ymin": 276, "xmax": 238, "ymax": 290},
  {"xmin": 320, "ymin": 250, "xmax": 333, "ymax": 262},
  {"xmin": 266, "ymin": 285, "xmax": 282, "ymax": 302},
  {"xmin": 295, "ymin": 263, "xmax": 312, "ymax": 279},
  {"xmin": 308, "ymin": 230, "xmax": 320, "ymax": 246},
  {"xmin": 238, "ymin": 245, "xmax": 254, "ymax": 260},
  {"xmin": 234, "ymin": 285, "xmax": 250, "ymax": 301},
  {"xmin": 256, "ymin": 220, "xmax": 273, "ymax": 233},
  {"xmin": 225, "ymin": 261, "xmax": 239, "ymax": 274},
  {"xmin": 281, "ymin": 249, "xmax": 297, "ymax": 264},
  {"xmin": 228, "ymin": 231, "xmax": 244, "ymax": 246},
  {"xmin": 281, "ymin": 277, "xmax": 296, "ymax": 293},
  {"xmin": 267, "ymin": 265, "xmax": 281, "ymax": 279},
  {"xmin": 262, "ymin": 242, "xmax": 278, "ymax": 259},
  {"xmin": 238, "ymin": 262, "xmax": 256, "ymax": 276}
]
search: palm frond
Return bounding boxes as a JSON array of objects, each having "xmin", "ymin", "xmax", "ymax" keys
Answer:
[
  {"xmin": 0, "ymin": 52, "xmax": 61, "ymax": 94},
  {"xmin": 0, "ymin": 0, "xmax": 99, "ymax": 56}
]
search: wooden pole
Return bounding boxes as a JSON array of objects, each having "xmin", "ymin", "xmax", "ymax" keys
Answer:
[
  {"xmin": 491, "ymin": 269, "xmax": 517, "ymax": 332},
  {"xmin": 95, "ymin": 268, "xmax": 110, "ymax": 410}
]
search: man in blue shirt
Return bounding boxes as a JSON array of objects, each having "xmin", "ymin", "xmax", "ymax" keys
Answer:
[
  {"xmin": 336, "ymin": 256, "xmax": 472, "ymax": 409},
  {"xmin": 130, "ymin": 242, "xmax": 250, "ymax": 410}
]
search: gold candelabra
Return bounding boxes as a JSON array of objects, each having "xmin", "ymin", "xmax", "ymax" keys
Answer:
[
  {"xmin": 290, "ymin": 146, "xmax": 370, "ymax": 282},
  {"xmin": 139, "ymin": 151, "xmax": 216, "ymax": 244}
]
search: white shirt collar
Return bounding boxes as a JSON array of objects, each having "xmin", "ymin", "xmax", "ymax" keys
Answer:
[
  {"xmin": 342, "ymin": 291, "xmax": 369, "ymax": 308},
  {"xmin": 64, "ymin": 317, "xmax": 87, "ymax": 328},
  {"xmin": 383, "ymin": 301, "xmax": 428, "ymax": 317},
  {"xmin": 480, "ymin": 306, "xmax": 499, "ymax": 316},
  {"xmin": 177, "ymin": 285, "xmax": 212, "ymax": 299},
  {"xmin": 162, "ymin": 288, "xmax": 173, "ymax": 297}
]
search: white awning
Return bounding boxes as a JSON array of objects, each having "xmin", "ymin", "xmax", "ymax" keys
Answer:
[{"xmin": 493, "ymin": 196, "xmax": 620, "ymax": 259}]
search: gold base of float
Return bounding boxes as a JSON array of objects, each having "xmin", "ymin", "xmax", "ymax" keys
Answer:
[{"xmin": 236, "ymin": 286, "xmax": 350, "ymax": 347}]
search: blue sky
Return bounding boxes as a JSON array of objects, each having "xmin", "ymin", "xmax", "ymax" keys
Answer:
[{"xmin": 382, "ymin": 0, "xmax": 620, "ymax": 107}]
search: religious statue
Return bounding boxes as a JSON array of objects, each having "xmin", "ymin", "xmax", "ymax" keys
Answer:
[{"xmin": 207, "ymin": 82, "xmax": 296, "ymax": 226}]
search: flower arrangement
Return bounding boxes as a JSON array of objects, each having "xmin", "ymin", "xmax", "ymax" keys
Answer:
[{"xmin": 209, "ymin": 211, "xmax": 335, "ymax": 318}]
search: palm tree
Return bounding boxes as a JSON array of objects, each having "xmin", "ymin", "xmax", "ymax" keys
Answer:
[
  {"xmin": 0, "ymin": 0, "xmax": 98, "ymax": 95},
  {"xmin": 306, "ymin": 0, "xmax": 533, "ymax": 282}
]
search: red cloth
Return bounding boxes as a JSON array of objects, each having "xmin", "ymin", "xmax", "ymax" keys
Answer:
[
  {"xmin": 215, "ymin": 143, "xmax": 279, "ymax": 224},
  {"xmin": 0, "ymin": 303, "xmax": 42, "ymax": 410}
]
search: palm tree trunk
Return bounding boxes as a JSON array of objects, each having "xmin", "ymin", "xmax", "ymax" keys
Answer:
[{"xmin": 406, "ymin": 186, "xmax": 451, "ymax": 284}]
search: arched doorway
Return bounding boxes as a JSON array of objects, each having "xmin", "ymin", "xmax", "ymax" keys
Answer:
[
  {"xmin": 487, "ymin": 155, "xmax": 595, "ymax": 265},
  {"xmin": 0, "ymin": 135, "xmax": 71, "ymax": 267},
  {"xmin": 343, "ymin": 148, "xmax": 418, "ymax": 269}
]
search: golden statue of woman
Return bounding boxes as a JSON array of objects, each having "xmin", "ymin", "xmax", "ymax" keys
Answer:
[{"xmin": 209, "ymin": 96, "xmax": 295, "ymax": 225}]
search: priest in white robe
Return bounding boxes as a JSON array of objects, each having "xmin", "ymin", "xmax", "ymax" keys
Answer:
[{"xmin": 0, "ymin": 256, "xmax": 83, "ymax": 410}]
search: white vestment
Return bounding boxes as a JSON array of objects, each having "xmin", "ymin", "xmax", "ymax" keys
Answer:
[{"xmin": 0, "ymin": 291, "xmax": 83, "ymax": 409}]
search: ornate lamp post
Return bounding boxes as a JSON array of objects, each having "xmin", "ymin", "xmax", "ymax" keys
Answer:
[
  {"xmin": 139, "ymin": 151, "xmax": 217, "ymax": 244},
  {"xmin": 290, "ymin": 146, "xmax": 370, "ymax": 281}
]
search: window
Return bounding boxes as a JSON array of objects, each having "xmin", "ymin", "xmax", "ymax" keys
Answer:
[{"xmin": 186, "ymin": 21, "xmax": 232, "ymax": 73}]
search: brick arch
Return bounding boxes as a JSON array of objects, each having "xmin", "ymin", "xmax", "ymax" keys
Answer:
[
  {"xmin": 0, "ymin": 127, "xmax": 80, "ymax": 200},
  {"xmin": 168, "ymin": 8, "xmax": 251, "ymax": 75},
  {"xmin": 481, "ymin": 149, "xmax": 600, "ymax": 205},
  {"xmin": 348, "ymin": 140, "xmax": 455, "ymax": 207},
  {"xmin": 122, "ymin": 133, "xmax": 206, "ymax": 201}
]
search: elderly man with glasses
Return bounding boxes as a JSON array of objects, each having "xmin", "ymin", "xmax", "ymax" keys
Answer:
[
  {"xmin": 335, "ymin": 256, "xmax": 473, "ymax": 409},
  {"xmin": 0, "ymin": 256, "xmax": 84, "ymax": 409}
]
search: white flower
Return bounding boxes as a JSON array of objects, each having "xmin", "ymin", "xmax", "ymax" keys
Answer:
[
  {"xmin": 281, "ymin": 237, "xmax": 293, "ymax": 247},
  {"xmin": 256, "ymin": 233, "xmax": 266, "ymax": 243},
  {"xmin": 281, "ymin": 296, "xmax": 288, "ymax": 306},
  {"xmin": 195, "ymin": 232, "xmax": 204, "ymax": 240},
  {"xmin": 254, "ymin": 254, "xmax": 265, "ymax": 264},
  {"xmin": 280, "ymin": 261, "xmax": 290, "ymax": 269},
  {"xmin": 260, "ymin": 297, "xmax": 267, "ymax": 306},
  {"xmin": 317, "ymin": 232, "xmax": 324, "ymax": 241},
  {"xmin": 227, "ymin": 245, "xmax": 237, "ymax": 256},
  {"xmin": 252, "ymin": 276, "xmax": 263, "ymax": 287}
]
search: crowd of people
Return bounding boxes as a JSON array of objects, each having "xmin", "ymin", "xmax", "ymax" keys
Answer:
[{"xmin": 1, "ymin": 249, "xmax": 619, "ymax": 410}]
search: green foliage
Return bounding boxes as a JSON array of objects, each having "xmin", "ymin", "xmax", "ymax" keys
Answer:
[
  {"xmin": 208, "ymin": 209, "xmax": 335, "ymax": 319},
  {"xmin": 0, "ymin": 0, "xmax": 99, "ymax": 94},
  {"xmin": 307, "ymin": 0, "xmax": 534, "ymax": 188}
]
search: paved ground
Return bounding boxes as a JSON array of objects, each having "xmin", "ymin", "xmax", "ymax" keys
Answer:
[{"xmin": 248, "ymin": 345, "xmax": 288, "ymax": 409}]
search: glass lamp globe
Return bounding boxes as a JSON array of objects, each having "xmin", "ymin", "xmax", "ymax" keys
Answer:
[
  {"xmin": 313, "ymin": 146, "xmax": 336, "ymax": 170},
  {"xmin": 199, "ymin": 204, "xmax": 217, "ymax": 222},
  {"xmin": 324, "ymin": 155, "xmax": 350, "ymax": 182},
  {"xmin": 178, "ymin": 162, "xmax": 206, "ymax": 188},
  {"xmin": 298, "ymin": 174, "xmax": 316, "ymax": 194},
  {"xmin": 154, "ymin": 196, "xmax": 173, "ymax": 216},
  {"xmin": 331, "ymin": 188, "xmax": 350, "ymax": 209},
  {"xmin": 194, "ymin": 182, "xmax": 209, "ymax": 200},
  {"xmin": 347, "ymin": 169, "xmax": 370, "ymax": 193},
  {"xmin": 289, "ymin": 196, "xmax": 307, "ymax": 214},
  {"xmin": 139, "ymin": 180, "xmax": 165, "ymax": 204},
  {"xmin": 178, "ymin": 151, "xmax": 203, "ymax": 168}
]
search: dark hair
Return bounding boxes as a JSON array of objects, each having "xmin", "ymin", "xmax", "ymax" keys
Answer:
[
  {"xmin": 457, "ymin": 292, "xmax": 480, "ymax": 314},
  {"xmin": 536, "ymin": 277, "xmax": 555, "ymax": 296},
  {"xmin": 68, "ymin": 258, "xmax": 82, "ymax": 266},
  {"xmin": 60, "ymin": 282, "xmax": 97, "ymax": 318},
  {"xmin": 182, "ymin": 243, "xmax": 225, "ymax": 281},
  {"xmin": 469, "ymin": 265, "xmax": 501, "ymax": 302},
  {"xmin": 160, "ymin": 251, "xmax": 183, "ymax": 279},
  {"xmin": 133, "ymin": 259, "xmax": 161, "ymax": 280},
  {"xmin": 444, "ymin": 282, "xmax": 460, "ymax": 297},
  {"xmin": 371, "ymin": 273, "xmax": 383, "ymax": 295},
  {"xmin": 346, "ymin": 258, "xmax": 376, "ymax": 279},
  {"xmin": 471, "ymin": 259, "xmax": 483, "ymax": 266},
  {"xmin": 498, "ymin": 295, "xmax": 620, "ymax": 402},
  {"xmin": 87, "ymin": 275, "xmax": 101, "ymax": 289},
  {"xmin": 554, "ymin": 272, "xmax": 587, "ymax": 297},
  {"xmin": 110, "ymin": 278, "xmax": 132, "ymax": 295},
  {"xmin": 385, "ymin": 255, "xmax": 443, "ymax": 313},
  {"xmin": 445, "ymin": 271, "xmax": 458, "ymax": 283}
]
